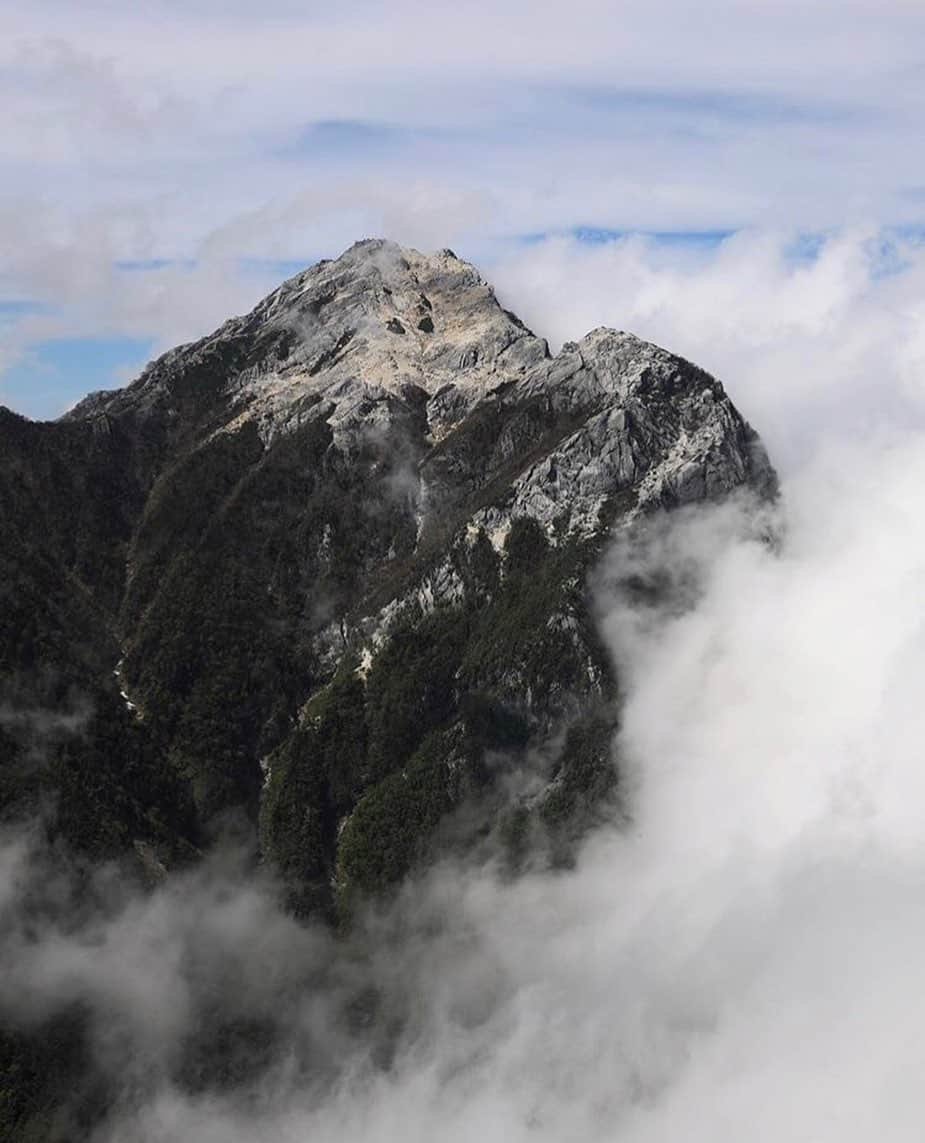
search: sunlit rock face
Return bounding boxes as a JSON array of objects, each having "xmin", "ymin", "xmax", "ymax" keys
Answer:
[{"xmin": 1, "ymin": 237, "xmax": 774, "ymax": 916}]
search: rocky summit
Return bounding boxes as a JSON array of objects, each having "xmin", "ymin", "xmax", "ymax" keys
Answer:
[{"xmin": 1, "ymin": 238, "xmax": 775, "ymax": 911}]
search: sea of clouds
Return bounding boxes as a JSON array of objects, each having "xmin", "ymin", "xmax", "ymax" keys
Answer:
[{"xmin": 3, "ymin": 229, "xmax": 925, "ymax": 1139}]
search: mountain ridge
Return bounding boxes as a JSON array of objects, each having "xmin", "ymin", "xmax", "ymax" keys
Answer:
[
  {"xmin": 0, "ymin": 238, "xmax": 777, "ymax": 1139},
  {"xmin": 1, "ymin": 237, "xmax": 775, "ymax": 901}
]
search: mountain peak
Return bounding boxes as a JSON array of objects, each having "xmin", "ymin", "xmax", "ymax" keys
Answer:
[
  {"xmin": 0, "ymin": 237, "xmax": 776, "ymax": 1039},
  {"xmin": 253, "ymin": 237, "xmax": 508, "ymax": 340},
  {"xmin": 68, "ymin": 239, "xmax": 547, "ymax": 436},
  {"xmin": 60, "ymin": 239, "xmax": 773, "ymax": 537}
]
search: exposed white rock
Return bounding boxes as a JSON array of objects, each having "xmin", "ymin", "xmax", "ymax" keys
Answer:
[
  {"xmin": 209, "ymin": 241, "xmax": 550, "ymax": 446},
  {"xmin": 113, "ymin": 658, "xmax": 139, "ymax": 715}
]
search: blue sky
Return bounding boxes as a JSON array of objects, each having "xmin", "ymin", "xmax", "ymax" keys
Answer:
[
  {"xmin": 3, "ymin": 0, "xmax": 925, "ymax": 418},
  {"xmin": 0, "ymin": 337, "xmax": 155, "ymax": 417}
]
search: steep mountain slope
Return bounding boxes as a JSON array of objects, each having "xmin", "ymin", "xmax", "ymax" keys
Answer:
[
  {"xmin": 1, "ymin": 239, "xmax": 774, "ymax": 913},
  {"xmin": 0, "ymin": 239, "xmax": 776, "ymax": 1140}
]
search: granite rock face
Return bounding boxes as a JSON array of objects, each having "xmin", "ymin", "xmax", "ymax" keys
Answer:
[{"xmin": 4, "ymin": 238, "xmax": 774, "ymax": 905}]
